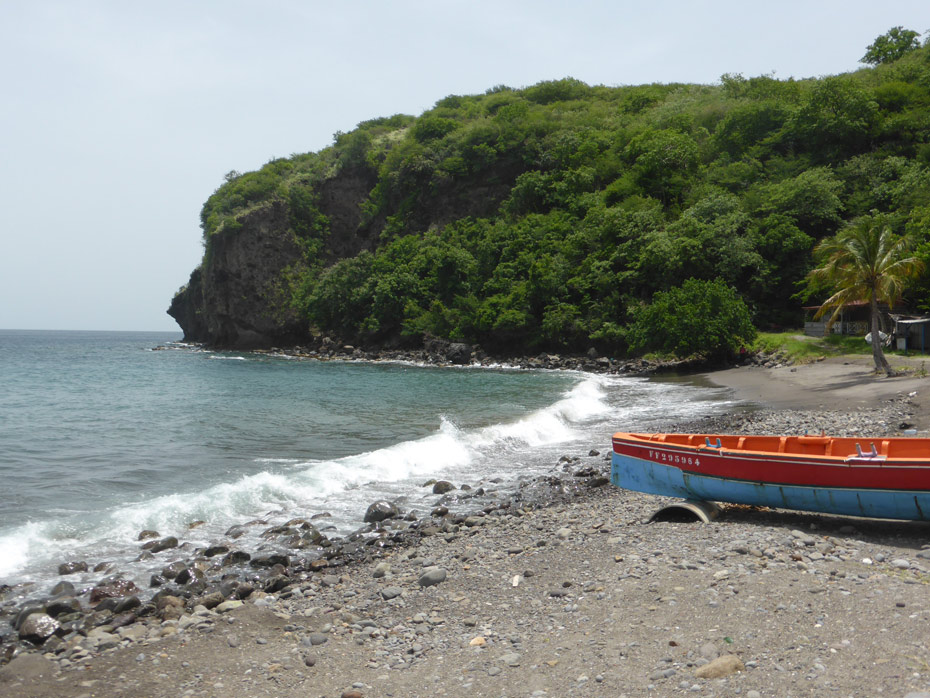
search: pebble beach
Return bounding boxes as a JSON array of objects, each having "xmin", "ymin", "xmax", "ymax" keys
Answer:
[{"xmin": 4, "ymin": 356, "xmax": 930, "ymax": 698}]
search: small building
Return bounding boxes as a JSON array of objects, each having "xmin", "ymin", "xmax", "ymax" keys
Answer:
[
  {"xmin": 894, "ymin": 317, "xmax": 930, "ymax": 354},
  {"xmin": 803, "ymin": 301, "xmax": 888, "ymax": 338}
]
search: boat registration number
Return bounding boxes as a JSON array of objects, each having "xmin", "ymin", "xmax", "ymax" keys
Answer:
[{"xmin": 648, "ymin": 449, "xmax": 701, "ymax": 467}]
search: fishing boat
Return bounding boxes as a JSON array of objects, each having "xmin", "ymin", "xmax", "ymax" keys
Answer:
[{"xmin": 611, "ymin": 432, "xmax": 930, "ymax": 521}]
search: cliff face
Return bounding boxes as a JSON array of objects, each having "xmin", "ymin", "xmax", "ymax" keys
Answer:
[
  {"xmin": 169, "ymin": 165, "xmax": 385, "ymax": 348},
  {"xmin": 168, "ymin": 201, "xmax": 307, "ymax": 349}
]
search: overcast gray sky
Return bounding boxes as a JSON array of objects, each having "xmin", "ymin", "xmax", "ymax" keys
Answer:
[{"xmin": 1, "ymin": 1, "xmax": 927, "ymax": 332}]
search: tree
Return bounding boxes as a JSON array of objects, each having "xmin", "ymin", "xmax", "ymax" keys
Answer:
[
  {"xmin": 626, "ymin": 278, "xmax": 756, "ymax": 360},
  {"xmin": 861, "ymin": 27, "xmax": 922, "ymax": 65},
  {"xmin": 807, "ymin": 213, "xmax": 923, "ymax": 376},
  {"xmin": 787, "ymin": 77, "xmax": 879, "ymax": 160}
]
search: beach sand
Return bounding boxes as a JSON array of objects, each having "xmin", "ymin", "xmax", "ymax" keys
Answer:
[
  {"xmin": 5, "ymin": 358, "xmax": 930, "ymax": 698},
  {"xmin": 706, "ymin": 355, "xmax": 930, "ymax": 426}
]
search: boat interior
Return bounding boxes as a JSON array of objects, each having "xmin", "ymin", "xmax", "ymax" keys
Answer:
[{"xmin": 613, "ymin": 432, "xmax": 930, "ymax": 460}]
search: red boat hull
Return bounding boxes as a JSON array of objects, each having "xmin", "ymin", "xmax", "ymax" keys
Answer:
[{"xmin": 611, "ymin": 433, "xmax": 930, "ymax": 520}]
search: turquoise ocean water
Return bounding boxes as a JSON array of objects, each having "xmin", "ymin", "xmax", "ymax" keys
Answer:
[{"xmin": 0, "ymin": 329, "xmax": 734, "ymax": 594}]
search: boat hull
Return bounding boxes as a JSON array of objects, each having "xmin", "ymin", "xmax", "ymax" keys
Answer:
[{"xmin": 612, "ymin": 433, "xmax": 930, "ymax": 521}]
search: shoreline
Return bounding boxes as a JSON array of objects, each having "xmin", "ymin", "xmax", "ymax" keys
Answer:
[
  {"xmin": 5, "ymin": 359, "xmax": 930, "ymax": 696},
  {"xmin": 702, "ymin": 354, "xmax": 930, "ymax": 430}
]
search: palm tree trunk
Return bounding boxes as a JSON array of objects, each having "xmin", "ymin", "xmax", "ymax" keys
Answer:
[{"xmin": 870, "ymin": 294, "xmax": 893, "ymax": 376}]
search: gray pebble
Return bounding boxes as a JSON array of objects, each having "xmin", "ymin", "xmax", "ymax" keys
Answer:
[
  {"xmin": 417, "ymin": 567, "xmax": 447, "ymax": 587},
  {"xmin": 500, "ymin": 652, "xmax": 521, "ymax": 666},
  {"xmin": 381, "ymin": 586, "xmax": 403, "ymax": 600}
]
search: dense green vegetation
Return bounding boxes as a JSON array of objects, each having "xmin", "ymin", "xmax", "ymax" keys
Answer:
[{"xmin": 198, "ymin": 28, "xmax": 930, "ymax": 359}]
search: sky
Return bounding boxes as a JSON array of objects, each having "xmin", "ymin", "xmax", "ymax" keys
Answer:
[{"xmin": 1, "ymin": 1, "xmax": 928, "ymax": 332}]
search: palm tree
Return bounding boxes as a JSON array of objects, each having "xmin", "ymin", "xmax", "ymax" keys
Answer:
[{"xmin": 807, "ymin": 213, "xmax": 923, "ymax": 376}]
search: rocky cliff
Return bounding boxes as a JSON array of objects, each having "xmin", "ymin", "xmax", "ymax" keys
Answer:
[
  {"xmin": 168, "ymin": 164, "xmax": 383, "ymax": 349},
  {"xmin": 167, "ymin": 155, "xmax": 515, "ymax": 349},
  {"xmin": 168, "ymin": 201, "xmax": 307, "ymax": 348}
]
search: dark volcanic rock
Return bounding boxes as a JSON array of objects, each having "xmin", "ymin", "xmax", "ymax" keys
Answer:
[
  {"xmin": 161, "ymin": 561, "xmax": 187, "ymax": 580},
  {"xmin": 167, "ymin": 201, "xmax": 309, "ymax": 348},
  {"xmin": 113, "ymin": 596, "xmax": 141, "ymax": 613},
  {"xmin": 224, "ymin": 525, "xmax": 248, "ymax": 539},
  {"xmin": 143, "ymin": 536, "xmax": 179, "ymax": 553},
  {"xmin": 18, "ymin": 613, "xmax": 59, "ymax": 644},
  {"xmin": 57, "ymin": 561, "xmax": 88, "ymax": 575},
  {"xmin": 432, "ymin": 480, "xmax": 455, "ymax": 495},
  {"xmin": 49, "ymin": 581, "xmax": 75, "ymax": 597},
  {"xmin": 89, "ymin": 580, "xmax": 141, "ymax": 604},
  {"xmin": 364, "ymin": 500, "xmax": 399, "ymax": 523},
  {"xmin": 222, "ymin": 550, "xmax": 251, "ymax": 566},
  {"xmin": 263, "ymin": 575, "xmax": 291, "ymax": 593},
  {"xmin": 174, "ymin": 567, "xmax": 205, "ymax": 585},
  {"xmin": 249, "ymin": 554, "xmax": 289, "ymax": 569},
  {"xmin": 196, "ymin": 591, "xmax": 226, "ymax": 609},
  {"xmin": 45, "ymin": 597, "xmax": 81, "ymax": 618},
  {"xmin": 447, "ymin": 342, "xmax": 472, "ymax": 364}
]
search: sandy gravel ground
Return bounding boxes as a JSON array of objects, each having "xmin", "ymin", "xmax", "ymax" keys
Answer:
[
  {"xmin": 5, "ymin": 359, "xmax": 930, "ymax": 698},
  {"xmin": 707, "ymin": 355, "xmax": 930, "ymax": 423}
]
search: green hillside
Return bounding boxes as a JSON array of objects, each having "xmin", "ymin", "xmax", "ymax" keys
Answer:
[{"xmin": 181, "ymin": 29, "xmax": 930, "ymax": 357}]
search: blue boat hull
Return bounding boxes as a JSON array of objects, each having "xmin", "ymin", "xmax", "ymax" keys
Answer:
[{"xmin": 611, "ymin": 451, "xmax": 930, "ymax": 521}]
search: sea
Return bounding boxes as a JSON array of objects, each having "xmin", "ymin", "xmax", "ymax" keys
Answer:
[{"xmin": 0, "ymin": 329, "xmax": 738, "ymax": 598}]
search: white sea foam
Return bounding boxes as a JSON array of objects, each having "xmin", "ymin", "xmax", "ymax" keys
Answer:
[
  {"xmin": 0, "ymin": 523, "xmax": 39, "ymax": 577},
  {"xmin": 17, "ymin": 376, "xmax": 608, "ymax": 565},
  {"xmin": 0, "ymin": 371, "xmax": 733, "ymax": 591}
]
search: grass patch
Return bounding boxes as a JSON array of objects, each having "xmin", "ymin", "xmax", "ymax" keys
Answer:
[
  {"xmin": 752, "ymin": 331, "xmax": 884, "ymax": 363},
  {"xmin": 753, "ymin": 331, "xmax": 924, "ymax": 367}
]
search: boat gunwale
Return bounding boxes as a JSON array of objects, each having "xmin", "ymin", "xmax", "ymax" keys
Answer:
[{"xmin": 612, "ymin": 432, "xmax": 930, "ymax": 469}]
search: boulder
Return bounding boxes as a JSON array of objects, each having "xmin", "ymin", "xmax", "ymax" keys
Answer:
[
  {"xmin": 417, "ymin": 567, "xmax": 447, "ymax": 587},
  {"xmin": 154, "ymin": 593, "xmax": 184, "ymax": 611},
  {"xmin": 364, "ymin": 500, "xmax": 399, "ymax": 523},
  {"xmin": 224, "ymin": 525, "xmax": 248, "ymax": 539},
  {"xmin": 49, "ymin": 580, "xmax": 75, "ymax": 597},
  {"xmin": 161, "ymin": 561, "xmax": 187, "ymax": 580},
  {"xmin": 380, "ymin": 586, "xmax": 403, "ymax": 600},
  {"xmin": 263, "ymin": 575, "xmax": 291, "ymax": 593},
  {"xmin": 222, "ymin": 550, "xmax": 251, "ymax": 566},
  {"xmin": 175, "ymin": 567, "xmax": 205, "ymax": 585},
  {"xmin": 89, "ymin": 579, "xmax": 140, "ymax": 604},
  {"xmin": 113, "ymin": 596, "xmax": 141, "ymax": 613},
  {"xmin": 57, "ymin": 561, "xmax": 88, "ymax": 575},
  {"xmin": 143, "ymin": 536, "xmax": 179, "ymax": 553},
  {"xmin": 196, "ymin": 591, "xmax": 226, "ymax": 609},
  {"xmin": 432, "ymin": 481, "xmax": 455, "ymax": 495},
  {"xmin": 249, "ymin": 554, "xmax": 289, "ymax": 569},
  {"xmin": 45, "ymin": 597, "xmax": 81, "ymax": 618},
  {"xmin": 18, "ymin": 613, "xmax": 60, "ymax": 644},
  {"xmin": 447, "ymin": 343, "xmax": 472, "ymax": 364},
  {"xmin": 215, "ymin": 599, "xmax": 243, "ymax": 613},
  {"xmin": 0, "ymin": 652, "xmax": 57, "ymax": 681}
]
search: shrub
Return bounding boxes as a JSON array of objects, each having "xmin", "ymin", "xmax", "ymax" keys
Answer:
[{"xmin": 626, "ymin": 278, "xmax": 756, "ymax": 359}]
